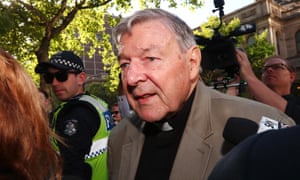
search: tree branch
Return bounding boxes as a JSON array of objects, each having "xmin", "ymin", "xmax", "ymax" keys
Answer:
[
  {"xmin": 80, "ymin": 0, "xmax": 113, "ymax": 9},
  {"xmin": 14, "ymin": 0, "xmax": 48, "ymax": 23}
]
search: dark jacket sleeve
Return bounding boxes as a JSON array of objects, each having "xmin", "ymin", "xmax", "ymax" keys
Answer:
[
  {"xmin": 283, "ymin": 95, "xmax": 300, "ymax": 124},
  {"xmin": 55, "ymin": 102, "xmax": 100, "ymax": 180},
  {"xmin": 209, "ymin": 126, "xmax": 300, "ymax": 180}
]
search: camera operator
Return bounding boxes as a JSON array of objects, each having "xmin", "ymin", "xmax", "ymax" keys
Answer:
[{"xmin": 236, "ymin": 49, "xmax": 300, "ymax": 124}]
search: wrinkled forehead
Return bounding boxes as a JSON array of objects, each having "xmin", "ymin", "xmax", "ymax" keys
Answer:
[{"xmin": 264, "ymin": 58, "xmax": 287, "ymax": 66}]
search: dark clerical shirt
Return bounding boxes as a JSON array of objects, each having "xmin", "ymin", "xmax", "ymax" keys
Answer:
[{"xmin": 135, "ymin": 90, "xmax": 195, "ymax": 180}]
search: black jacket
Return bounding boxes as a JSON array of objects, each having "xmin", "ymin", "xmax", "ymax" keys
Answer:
[
  {"xmin": 209, "ymin": 125, "xmax": 300, "ymax": 180},
  {"xmin": 283, "ymin": 94, "xmax": 300, "ymax": 124}
]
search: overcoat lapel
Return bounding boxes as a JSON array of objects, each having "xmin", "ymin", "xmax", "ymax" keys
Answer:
[
  {"xmin": 170, "ymin": 129, "xmax": 213, "ymax": 180},
  {"xmin": 170, "ymin": 82, "xmax": 214, "ymax": 180},
  {"xmin": 119, "ymin": 127, "xmax": 144, "ymax": 179}
]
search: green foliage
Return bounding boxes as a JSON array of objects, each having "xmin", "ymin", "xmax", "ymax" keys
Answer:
[
  {"xmin": 1, "ymin": 2, "xmax": 43, "ymax": 52},
  {"xmin": 19, "ymin": 53, "xmax": 40, "ymax": 86},
  {"xmin": 245, "ymin": 30, "xmax": 275, "ymax": 77},
  {"xmin": 196, "ymin": 16, "xmax": 241, "ymax": 40},
  {"xmin": 134, "ymin": 0, "xmax": 204, "ymax": 9},
  {"xmin": 0, "ymin": 0, "xmax": 204, "ymax": 93},
  {"xmin": 85, "ymin": 81, "xmax": 118, "ymax": 107},
  {"xmin": 0, "ymin": 3, "xmax": 15, "ymax": 34}
]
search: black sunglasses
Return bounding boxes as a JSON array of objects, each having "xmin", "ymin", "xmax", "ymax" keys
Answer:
[
  {"xmin": 44, "ymin": 71, "xmax": 79, "ymax": 84},
  {"xmin": 111, "ymin": 111, "xmax": 119, "ymax": 115}
]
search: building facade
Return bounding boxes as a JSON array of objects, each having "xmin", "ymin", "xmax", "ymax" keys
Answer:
[
  {"xmin": 82, "ymin": 45, "xmax": 108, "ymax": 84},
  {"xmin": 80, "ymin": 15, "xmax": 115, "ymax": 84}
]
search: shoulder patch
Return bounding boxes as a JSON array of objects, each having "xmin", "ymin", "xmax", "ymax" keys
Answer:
[{"xmin": 64, "ymin": 119, "xmax": 78, "ymax": 136}]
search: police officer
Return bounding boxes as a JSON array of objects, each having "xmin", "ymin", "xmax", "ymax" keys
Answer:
[{"xmin": 35, "ymin": 51, "xmax": 114, "ymax": 180}]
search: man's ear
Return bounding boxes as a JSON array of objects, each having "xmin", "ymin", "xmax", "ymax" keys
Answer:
[
  {"xmin": 187, "ymin": 45, "xmax": 201, "ymax": 80},
  {"xmin": 290, "ymin": 72, "xmax": 296, "ymax": 83},
  {"xmin": 77, "ymin": 72, "xmax": 87, "ymax": 85}
]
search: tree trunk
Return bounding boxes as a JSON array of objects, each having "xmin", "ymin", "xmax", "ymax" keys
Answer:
[{"xmin": 35, "ymin": 36, "xmax": 51, "ymax": 90}]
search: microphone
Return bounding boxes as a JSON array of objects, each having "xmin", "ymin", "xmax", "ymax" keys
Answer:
[
  {"xmin": 229, "ymin": 23, "xmax": 256, "ymax": 37},
  {"xmin": 223, "ymin": 117, "xmax": 259, "ymax": 145},
  {"xmin": 257, "ymin": 116, "xmax": 289, "ymax": 133},
  {"xmin": 223, "ymin": 117, "xmax": 289, "ymax": 146},
  {"xmin": 117, "ymin": 95, "xmax": 132, "ymax": 119},
  {"xmin": 194, "ymin": 35, "xmax": 210, "ymax": 46}
]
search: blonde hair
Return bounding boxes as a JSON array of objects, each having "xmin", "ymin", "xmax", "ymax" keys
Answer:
[{"xmin": 0, "ymin": 49, "xmax": 62, "ymax": 179}]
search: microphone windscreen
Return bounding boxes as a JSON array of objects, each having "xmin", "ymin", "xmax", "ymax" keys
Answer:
[{"xmin": 223, "ymin": 117, "xmax": 259, "ymax": 145}]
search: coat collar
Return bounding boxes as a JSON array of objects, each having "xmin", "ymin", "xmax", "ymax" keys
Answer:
[{"xmin": 119, "ymin": 81, "xmax": 214, "ymax": 179}]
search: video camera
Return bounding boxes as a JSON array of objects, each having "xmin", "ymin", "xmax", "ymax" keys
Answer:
[{"xmin": 195, "ymin": 0, "xmax": 256, "ymax": 77}]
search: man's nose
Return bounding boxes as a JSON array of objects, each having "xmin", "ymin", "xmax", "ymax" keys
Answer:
[{"xmin": 124, "ymin": 60, "xmax": 147, "ymax": 86}]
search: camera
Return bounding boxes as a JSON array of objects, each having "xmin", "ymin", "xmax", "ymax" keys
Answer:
[{"xmin": 194, "ymin": 0, "xmax": 256, "ymax": 77}]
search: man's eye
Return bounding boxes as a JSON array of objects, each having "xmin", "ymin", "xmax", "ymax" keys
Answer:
[
  {"xmin": 119, "ymin": 63, "xmax": 129, "ymax": 69},
  {"xmin": 147, "ymin": 57, "xmax": 156, "ymax": 61}
]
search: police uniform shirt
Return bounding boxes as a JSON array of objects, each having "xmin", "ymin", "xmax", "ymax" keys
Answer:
[{"xmin": 54, "ymin": 98, "xmax": 100, "ymax": 179}]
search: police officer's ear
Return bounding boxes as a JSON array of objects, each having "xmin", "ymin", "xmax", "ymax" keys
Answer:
[{"xmin": 77, "ymin": 71, "xmax": 87, "ymax": 86}]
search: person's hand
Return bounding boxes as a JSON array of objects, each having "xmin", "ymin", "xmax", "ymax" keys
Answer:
[
  {"xmin": 226, "ymin": 86, "xmax": 239, "ymax": 96},
  {"xmin": 235, "ymin": 48, "xmax": 256, "ymax": 81}
]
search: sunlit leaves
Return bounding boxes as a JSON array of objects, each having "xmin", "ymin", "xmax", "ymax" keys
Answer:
[
  {"xmin": 245, "ymin": 30, "xmax": 275, "ymax": 76},
  {"xmin": 0, "ymin": 0, "xmax": 205, "ymax": 92}
]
